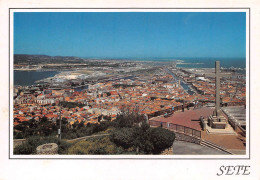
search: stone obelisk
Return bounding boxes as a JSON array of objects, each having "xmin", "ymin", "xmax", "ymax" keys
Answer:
[{"xmin": 205, "ymin": 61, "xmax": 231, "ymax": 117}]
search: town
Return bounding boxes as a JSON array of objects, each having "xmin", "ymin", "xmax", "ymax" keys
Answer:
[
  {"xmin": 13, "ymin": 57, "xmax": 246, "ymax": 155},
  {"xmin": 14, "ymin": 59, "xmax": 246, "ymax": 127},
  {"xmin": 7, "ymin": 10, "xmax": 251, "ymax": 180}
]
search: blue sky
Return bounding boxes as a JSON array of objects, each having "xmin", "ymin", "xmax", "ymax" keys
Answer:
[{"xmin": 14, "ymin": 12, "xmax": 246, "ymax": 59}]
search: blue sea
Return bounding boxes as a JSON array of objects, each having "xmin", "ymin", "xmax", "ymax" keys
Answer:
[
  {"xmin": 118, "ymin": 57, "xmax": 246, "ymax": 68},
  {"xmin": 175, "ymin": 58, "xmax": 246, "ymax": 69}
]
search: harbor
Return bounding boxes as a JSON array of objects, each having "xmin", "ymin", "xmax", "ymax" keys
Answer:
[{"xmin": 165, "ymin": 68, "xmax": 196, "ymax": 95}]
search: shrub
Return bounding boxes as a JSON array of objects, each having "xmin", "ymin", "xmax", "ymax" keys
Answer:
[
  {"xmin": 68, "ymin": 136, "xmax": 122, "ymax": 155},
  {"xmin": 62, "ymin": 132, "xmax": 77, "ymax": 139},
  {"xmin": 58, "ymin": 140, "xmax": 72, "ymax": 154},
  {"xmin": 14, "ymin": 132, "xmax": 24, "ymax": 139},
  {"xmin": 13, "ymin": 136, "xmax": 72, "ymax": 155},
  {"xmin": 132, "ymin": 124, "xmax": 153, "ymax": 154},
  {"xmin": 13, "ymin": 143, "xmax": 34, "ymax": 155},
  {"xmin": 110, "ymin": 123, "xmax": 175, "ymax": 154},
  {"xmin": 110, "ymin": 128, "xmax": 134, "ymax": 149},
  {"xmin": 149, "ymin": 127, "xmax": 175, "ymax": 154},
  {"xmin": 113, "ymin": 111, "xmax": 145, "ymax": 128}
]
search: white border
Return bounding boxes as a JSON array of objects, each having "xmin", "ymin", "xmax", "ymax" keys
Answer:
[{"xmin": 10, "ymin": 8, "xmax": 250, "ymax": 159}]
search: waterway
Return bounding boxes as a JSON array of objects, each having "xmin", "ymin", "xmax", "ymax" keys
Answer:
[
  {"xmin": 14, "ymin": 70, "xmax": 59, "ymax": 86},
  {"xmin": 74, "ymin": 85, "xmax": 89, "ymax": 92},
  {"xmin": 165, "ymin": 68, "xmax": 195, "ymax": 95}
]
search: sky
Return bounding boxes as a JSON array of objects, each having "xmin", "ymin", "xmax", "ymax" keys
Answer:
[{"xmin": 14, "ymin": 12, "xmax": 246, "ymax": 59}]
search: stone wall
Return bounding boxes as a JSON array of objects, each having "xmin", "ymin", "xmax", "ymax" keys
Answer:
[
  {"xmin": 36, "ymin": 143, "xmax": 58, "ymax": 155},
  {"xmin": 13, "ymin": 139, "xmax": 26, "ymax": 148},
  {"xmin": 174, "ymin": 132, "xmax": 201, "ymax": 144}
]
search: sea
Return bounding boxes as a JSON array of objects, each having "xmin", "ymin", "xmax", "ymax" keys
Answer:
[
  {"xmin": 13, "ymin": 58, "xmax": 246, "ymax": 86},
  {"xmin": 174, "ymin": 58, "xmax": 246, "ymax": 69}
]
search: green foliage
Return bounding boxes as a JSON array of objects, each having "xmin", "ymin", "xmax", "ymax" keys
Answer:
[
  {"xmin": 68, "ymin": 136, "xmax": 123, "ymax": 155},
  {"xmin": 110, "ymin": 123, "xmax": 175, "ymax": 154},
  {"xmin": 63, "ymin": 121, "xmax": 112, "ymax": 139},
  {"xmin": 110, "ymin": 123, "xmax": 152, "ymax": 154},
  {"xmin": 26, "ymin": 136, "xmax": 42, "ymax": 148},
  {"xmin": 58, "ymin": 140, "xmax": 72, "ymax": 154},
  {"xmin": 103, "ymin": 115, "xmax": 112, "ymax": 121},
  {"xmin": 14, "ymin": 116, "xmax": 57, "ymax": 138},
  {"xmin": 13, "ymin": 110, "xmax": 175, "ymax": 155},
  {"xmin": 14, "ymin": 132, "xmax": 24, "ymax": 139},
  {"xmin": 114, "ymin": 111, "xmax": 145, "ymax": 128},
  {"xmin": 14, "ymin": 116, "xmax": 113, "ymax": 140},
  {"xmin": 13, "ymin": 136, "xmax": 72, "ymax": 155},
  {"xmin": 132, "ymin": 123, "xmax": 154, "ymax": 154},
  {"xmin": 62, "ymin": 132, "xmax": 77, "ymax": 139},
  {"xmin": 113, "ymin": 84, "xmax": 138, "ymax": 89},
  {"xmin": 60, "ymin": 101, "xmax": 85, "ymax": 108},
  {"xmin": 14, "ymin": 123, "xmax": 27, "ymax": 132},
  {"xmin": 13, "ymin": 143, "xmax": 34, "ymax": 155},
  {"xmin": 102, "ymin": 127, "xmax": 116, "ymax": 134},
  {"xmin": 149, "ymin": 127, "xmax": 175, "ymax": 154},
  {"xmin": 110, "ymin": 128, "xmax": 134, "ymax": 149}
]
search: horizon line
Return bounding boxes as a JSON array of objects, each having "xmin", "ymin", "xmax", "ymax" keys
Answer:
[{"xmin": 14, "ymin": 54, "xmax": 246, "ymax": 60}]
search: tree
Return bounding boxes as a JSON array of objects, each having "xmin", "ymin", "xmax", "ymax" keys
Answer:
[
  {"xmin": 40, "ymin": 116, "xmax": 48, "ymax": 123},
  {"xmin": 14, "ymin": 117, "xmax": 20, "ymax": 122},
  {"xmin": 98, "ymin": 115, "xmax": 103, "ymax": 122},
  {"xmin": 14, "ymin": 132, "xmax": 24, "ymax": 139},
  {"xmin": 110, "ymin": 128, "xmax": 134, "ymax": 149},
  {"xmin": 132, "ymin": 123, "xmax": 153, "ymax": 154},
  {"xmin": 103, "ymin": 115, "xmax": 111, "ymax": 121},
  {"xmin": 28, "ymin": 118, "xmax": 37, "ymax": 129},
  {"xmin": 78, "ymin": 120, "xmax": 85, "ymax": 129},
  {"xmin": 110, "ymin": 123, "xmax": 154, "ymax": 154},
  {"xmin": 110, "ymin": 123, "xmax": 176, "ymax": 154},
  {"xmin": 149, "ymin": 127, "xmax": 175, "ymax": 154},
  {"xmin": 114, "ymin": 111, "xmax": 145, "ymax": 128},
  {"xmin": 72, "ymin": 120, "xmax": 79, "ymax": 129},
  {"xmin": 37, "ymin": 117, "xmax": 53, "ymax": 136}
]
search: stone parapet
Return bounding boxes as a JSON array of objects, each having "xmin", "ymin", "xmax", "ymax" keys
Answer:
[{"xmin": 36, "ymin": 143, "xmax": 58, "ymax": 155}]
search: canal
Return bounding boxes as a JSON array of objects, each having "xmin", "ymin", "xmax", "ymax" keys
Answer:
[{"xmin": 165, "ymin": 68, "xmax": 195, "ymax": 95}]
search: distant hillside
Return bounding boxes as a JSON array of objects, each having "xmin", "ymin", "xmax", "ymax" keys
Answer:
[{"xmin": 14, "ymin": 54, "xmax": 85, "ymax": 65}]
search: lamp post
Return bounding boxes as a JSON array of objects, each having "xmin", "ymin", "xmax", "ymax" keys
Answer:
[{"xmin": 58, "ymin": 102, "xmax": 62, "ymax": 143}]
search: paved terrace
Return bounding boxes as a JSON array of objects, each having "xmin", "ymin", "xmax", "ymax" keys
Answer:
[
  {"xmin": 150, "ymin": 107, "xmax": 214, "ymax": 131},
  {"xmin": 201, "ymin": 131, "xmax": 246, "ymax": 153},
  {"xmin": 150, "ymin": 107, "xmax": 246, "ymax": 154}
]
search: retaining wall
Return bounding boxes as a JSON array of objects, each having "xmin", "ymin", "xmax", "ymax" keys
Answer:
[
  {"xmin": 13, "ymin": 139, "xmax": 26, "ymax": 148},
  {"xmin": 174, "ymin": 132, "xmax": 201, "ymax": 144}
]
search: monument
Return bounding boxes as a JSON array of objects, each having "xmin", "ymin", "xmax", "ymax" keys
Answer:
[{"xmin": 205, "ymin": 61, "xmax": 231, "ymax": 129}]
